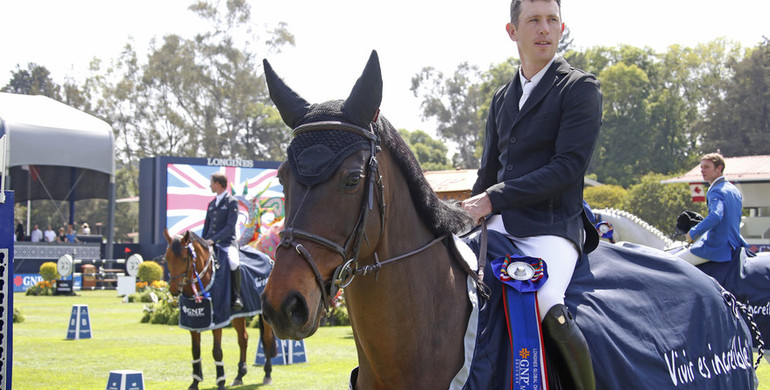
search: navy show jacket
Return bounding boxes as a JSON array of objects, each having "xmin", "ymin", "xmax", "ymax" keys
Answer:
[{"xmin": 472, "ymin": 56, "xmax": 602, "ymax": 251}]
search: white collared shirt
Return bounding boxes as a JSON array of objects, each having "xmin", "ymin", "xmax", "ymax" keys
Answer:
[
  {"xmin": 519, "ymin": 54, "xmax": 559, "ymax": 109},
  {"xmin": 215, "ymin": 191, "xmax": 226, "ymax": 206}
]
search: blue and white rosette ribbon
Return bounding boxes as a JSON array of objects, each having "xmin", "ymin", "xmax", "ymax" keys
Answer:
[
  {"xmin": 595, "ymin": 221, "xmax": 614, "ymax": 241},
  {"xmin": 491, "ymin": 254, "xmax": 549, "ymax": 390}
]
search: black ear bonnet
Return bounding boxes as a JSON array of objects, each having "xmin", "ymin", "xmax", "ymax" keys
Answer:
[{"xmin": 264, "ymin": 51, "xmax": 383, "ymax": 187}]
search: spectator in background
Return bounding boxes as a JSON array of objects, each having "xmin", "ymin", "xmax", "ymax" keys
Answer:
[
  {"xmin": 81, "ymin": 223, "xmax": 91, "ymax": 235},
  {"xmin": 65, "ymin": 224, "xmax": 79, "ymax": 243},
  {"xmin": 30, "ymin": 224, "xmax": 43, "ymax": 242},
  {"xmin": 57, "ymin": 227, "xmax": 67, "ymax": 243},
  {"xmin": 15, "ymin": 219, "xmax": 24, "ymax": 242},
  {"xmin": 44, "ymin": 225, "xmax": 57, "ymax": 243}
]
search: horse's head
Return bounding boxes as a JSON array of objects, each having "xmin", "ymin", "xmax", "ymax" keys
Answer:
[
  {"xmin": 260, "ymin": 51, "xmax": 386, "ymax": 339},
  {"xmin": 163, "ymin": 228, "xmax": 211, "ymax": 297}
]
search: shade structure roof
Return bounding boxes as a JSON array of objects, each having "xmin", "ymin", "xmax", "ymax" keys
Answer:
[
  {"xmin": 0, "ymin": 92, "xmax": 114, "ymax": 202},
  {"xmin": 661, "ymin": 155, "xmax": 770, "ymax": 184}
]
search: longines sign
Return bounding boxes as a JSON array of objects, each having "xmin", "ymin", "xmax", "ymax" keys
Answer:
[{"xmin": 206, "ymin": 158, "xmax": 254, "ymax": 168}]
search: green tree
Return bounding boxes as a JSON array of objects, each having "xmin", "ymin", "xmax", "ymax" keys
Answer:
[
  {"xmin": 649, "ymin": 40, "xmax": 743, "ymax": 171},
  {"xmin": 584, "ymin": 185, "xmax": 627, "ymax": 210},
  {"xmin": 591, "ymin": 61, "xmax": 652, "ymax": 186},
  {"xmin": 1, "ymin": 63, "xmax": 61, "ymax": 99},
  {"xmin": 113, "ymin": 165, "xmax": 139, "ymax": 242},
  {"xmin": 86, "ymin": 0, "xmax": 293, "ymax": 164},
  {"xmin": 475, "ymin": 58, "xmax": 520, "ymax": 161},
  {"xmin": 621, "ymin": 173, "xmax": 707, "ymax": 237},
  {"xmin": 7, "ymin": 1, "xmax": 297, "ymax": 241},
  {"xmin": 558, "ymin": 27, "xmax": 574, "ymax": 55},
  {"xmin": 398, "ymin": 129, "xmax": 452, "ymax": 171},
  {"xmin": 695, "ymin": 38, "xmax": 769, "ymax": 156},
  {"xmin": 411, "ymin": 62, "xmax": 485, "ymax": 168}
]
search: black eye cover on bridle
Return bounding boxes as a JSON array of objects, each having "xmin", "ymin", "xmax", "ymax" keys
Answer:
[{"xmin": 287, "ymin": 128, "xmax": 370, "ymax": 187}]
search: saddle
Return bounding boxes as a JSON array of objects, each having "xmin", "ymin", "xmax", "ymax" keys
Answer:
[{"xmin": 457, "ymin": 229, "xmax": 757, "ymax": 389}]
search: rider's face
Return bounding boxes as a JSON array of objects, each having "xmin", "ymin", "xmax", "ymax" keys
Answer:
[
  {"xmin": 700, "ymin": 159, "xmax": 722, "ymax": 184},
  {"xmin": 210, "ymin": 179, "xmax": 224, "ymax": 194}
]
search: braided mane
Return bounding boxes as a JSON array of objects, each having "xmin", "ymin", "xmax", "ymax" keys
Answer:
[{"xmin": 594, "ymin": 208, "xmax": 675, "ymax": 248}]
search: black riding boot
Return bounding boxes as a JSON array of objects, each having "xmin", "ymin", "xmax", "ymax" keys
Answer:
[
  {"xmin": 231, "ymin": 267, "xmax": 243, "ymax": 311},
  {"xmin": 542, "ymin": 304, "xmax": 596, "ymax": 390}
]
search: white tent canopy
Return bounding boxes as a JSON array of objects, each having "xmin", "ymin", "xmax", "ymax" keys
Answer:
[
  {"xmin": 0, "ymin": 92, "xmax": 114, "ymax": 201},
  {"xmin": 1, "ymin": 92, "xmax": 113, "ymax": 173},
  {"xmin": 0, "ymin": 92, "xmax": 117, "ymax": 258}
]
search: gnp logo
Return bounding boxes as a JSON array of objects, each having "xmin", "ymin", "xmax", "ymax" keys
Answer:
[{"xmin": 13, "ymin": 274, "xmax": 44, "ymax": 292}]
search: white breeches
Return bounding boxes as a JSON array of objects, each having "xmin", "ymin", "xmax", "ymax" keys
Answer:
[
  {"xmin": 487, "ymin": 215, "xmax": 579, "ymax": 321},
  {"xmin": 227, "ymin": 245, "xmax": 240, "ymax": 270},
  {"xmin": 674, "ymin": 247, "xmax": 710, "ymax": 265}
]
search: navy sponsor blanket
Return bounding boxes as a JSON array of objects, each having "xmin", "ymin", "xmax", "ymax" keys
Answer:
[
  {"xmin": 179, "ymin": 245, "xmax": 272, "ymax": 331},
  {"xmin": 462, "ymin": 231, "xmax": 756, "ymax": 390},
  {"xmin": 697, "ymin": 250, "xmax": 770, "ymax": 348}
]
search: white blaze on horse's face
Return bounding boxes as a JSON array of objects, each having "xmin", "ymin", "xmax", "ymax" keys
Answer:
[{"xmin": 264, "ymin": 150, "xmax": 373, "ymax": 339}]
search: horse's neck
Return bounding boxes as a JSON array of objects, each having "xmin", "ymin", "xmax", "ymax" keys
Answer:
[{"xmin": 344, "ymin": 155, "xmax": 470, "ymax": 388}]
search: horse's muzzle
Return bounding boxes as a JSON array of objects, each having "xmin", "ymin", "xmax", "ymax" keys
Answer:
[{"xmin": 261, "ymin": 290, "xmax": 318, "ymax": 340}]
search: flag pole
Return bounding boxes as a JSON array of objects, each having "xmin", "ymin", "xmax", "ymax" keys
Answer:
[{"xmin": 0, "ymin": 118, "xmax": 6, "ymax": 203}]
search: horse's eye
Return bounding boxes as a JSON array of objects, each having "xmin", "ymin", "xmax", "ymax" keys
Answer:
[{"xmin": 345, "ymin": 172, "xmax": 363, "ymax": 189}]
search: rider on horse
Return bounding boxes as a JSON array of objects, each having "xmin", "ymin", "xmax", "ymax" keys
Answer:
[
  {"xmin": 676, "ymin": 153, "xmax": 749, "ymax": 265},
  {"xmin": 461, "ymin": 1, "xmax": 602, "ymax": 388},
  {"xmin": 203, "ymin": 172, "xmax": 244, "ymax": 311}
]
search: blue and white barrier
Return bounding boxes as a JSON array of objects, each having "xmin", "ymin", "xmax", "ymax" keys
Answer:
[
  {"xmin": 66, "ymin": 304, "xmax": 91, "ymax": 340},
  {"xmin": 105, "ymin": 370, "xmax": 144, "ymax": 390}
]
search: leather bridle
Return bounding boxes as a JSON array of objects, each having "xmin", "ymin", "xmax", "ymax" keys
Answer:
[
  {"xmin": 279, "ymin": 120, "xmax": 448, "ymax": 313},
  {"xmin": 279, "ymin": 120, "xmax": 385, "ymax": 312},
  {"xmin": 168, "ymin": 240, "xmax": 216, "ymax": 296}
]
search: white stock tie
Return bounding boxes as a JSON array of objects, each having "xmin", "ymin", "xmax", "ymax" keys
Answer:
[{"xmin": 519, "ymin": 79, "xmax": 534, "ymax": 109}]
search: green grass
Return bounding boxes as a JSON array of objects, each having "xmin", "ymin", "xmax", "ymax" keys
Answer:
[
  {"xmin": 12, "ymin": 290, "xmax": 770, "ymax": 389},
  {"xmin": 12, "ymin": 290, "xmax": 357, "ymax": 389}
]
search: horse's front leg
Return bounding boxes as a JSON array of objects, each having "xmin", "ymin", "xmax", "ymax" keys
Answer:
[
  {"xmin": 189, "ymin": 331, "xmax": 203, "ymax": 390},
  {"xmin": 232, "ymin": 317, "xmax": 249, "ymax": 386},
  {"xmin": 261, "ymin": 315, "xmax": 275, "ymax": 385},
  {"xmin": 212, "ymin": 328, "xmax": 226, "ymax": 390}
]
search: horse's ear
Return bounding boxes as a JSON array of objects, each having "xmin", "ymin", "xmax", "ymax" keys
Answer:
[
  {"xmin": 163, "ymin": 228, "xmax": 172, "ymax": 245},
  {"xmin": 343, "ymin": 50, "xmax": 382, "ymax": 126},
  {"xmin": 263, "ymin": 58, "xmax": 311, "ymax": 129},
  {"xmin": 182, "ymin": 230, "xmax": 191, "ymax": 245}
]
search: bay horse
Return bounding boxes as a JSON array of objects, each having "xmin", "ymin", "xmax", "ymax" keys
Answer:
[
  {"xmin": 260, "ymin": 51, "xmax": 758, "ymax": 389},
  {"xmin": 163, "ymin": 228, "xmax": 276, "ymax": 390}
]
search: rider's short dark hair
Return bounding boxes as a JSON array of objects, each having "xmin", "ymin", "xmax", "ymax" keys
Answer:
[{"xmin": 510, "ymin": 0, "xmax": 562, "ymax": 26}]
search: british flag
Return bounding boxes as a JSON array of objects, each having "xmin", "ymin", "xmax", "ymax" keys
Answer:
[{"xmin": 165, "ymin": 163, "xmax": 283, "ymax": 240}]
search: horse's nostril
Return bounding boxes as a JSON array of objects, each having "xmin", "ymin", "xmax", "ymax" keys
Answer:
[{"xmin": 283, "ymin": 292, "xmax": 309, "ymax": 327}]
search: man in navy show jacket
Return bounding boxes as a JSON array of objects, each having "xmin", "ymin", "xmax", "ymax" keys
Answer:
[
  {"xmin": 473, "ymin": 56, "xmax": 601, "ymax": 249},
  {"xmin": 202, "ymin": 172, "xmax": 243, "ymax": 311},
  {"xmin": 461, "ymin": 1, "xmax": 601, "ymax": 388}
]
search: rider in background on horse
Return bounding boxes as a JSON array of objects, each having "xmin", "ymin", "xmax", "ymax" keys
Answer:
[
  {"xmin": 677, "ymin": 153, "xmax": 749, "ymax": 265},
  {"xmin": 203, "ymin": 172, "xmax": 243, "ymax": 311},
  {"xmin": 461, "ymin": 0, "xmax": 601, "ymax": 388}
]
